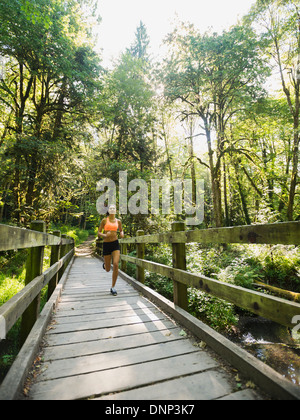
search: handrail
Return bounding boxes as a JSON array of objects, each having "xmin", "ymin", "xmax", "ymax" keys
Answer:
[
  {"xmin": 119, "ymin": 221, "xmax": 300, "ymax": 329},
  {"xmin": 0, "ymin": 224, "xmax": 70, "ymax": 252},
  {"xmin": 120, "ymin": 254, "xmax": 300, "ymax": 328},
  {"xmin": 120, "ymin": 221, "xmax": 300, "ymax": 245},
  {"xmin": 0, "ymin": 222, "xmax": 75, "ymax": 342},
  {"xmin": 0, "ymin": 249, "xmax": 73, "ymax": 340}
]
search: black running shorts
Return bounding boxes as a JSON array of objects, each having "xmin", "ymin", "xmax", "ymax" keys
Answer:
[{"xmin": 103, "ymin": 240, "xmax": 120, "ymax": 256}]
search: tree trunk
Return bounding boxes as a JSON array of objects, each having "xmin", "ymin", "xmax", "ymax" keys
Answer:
[
  {"xmin": 287, "ymin": 117, "xmax": 299, "ymax": 221},
  {"xmin": 12, "ymin": 65, "xmax": 34, "ymax": 222},
  {"xmin": 234, "ymin": 161, "xmax": 251, "ymax": 225},
  {"xmin": 274, "ymin": 30, "xmax": 300, "ymax": 221},
  {"xmin": 25, "ymin": 155, "xmax": 38, "ymax": 208},
  {"xmin": 204, "ymin": 119, "xmax": 223, "ymax": 227}
]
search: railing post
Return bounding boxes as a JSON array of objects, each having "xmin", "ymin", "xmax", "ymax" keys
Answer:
[
  {"xmin": 47, "ymin": 230, "xmax": 61, "ymax": 300},
  {"xmin": 67, "ymin": 236, "xmax": 75, "ymax": 267},
  {"xmin": 136, "ymin": 230, "xmax": 145, "ymax": 284},
  {"xmin": 58, "ymin": 234, "xmax": 68, "ymax": 281},
  {"xmin": 172, "ymin": 221, "xmax": 188, "ymax": 311},
  {"xmin": 20, "ymin": 220, "xmax": 46, "ymax": 345},
  {"xmin": 64, "ymin": 235, "xmax": 72, "ymax": 270},
  {"xmin": 121, "ymin": 242, "xmax": 127, "ymax": 273},
  {"xmin": 96, "ymin": 237, "xmax": 102, "ymax": 256}
]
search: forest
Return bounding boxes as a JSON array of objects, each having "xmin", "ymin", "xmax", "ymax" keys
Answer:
[
  {"xmin": 0, "ymin": 0, "xmax": 299, "ymax": 233},
  {"xmin": 0, "ymin": 0, "xmax": 300, "ymax": 383}
]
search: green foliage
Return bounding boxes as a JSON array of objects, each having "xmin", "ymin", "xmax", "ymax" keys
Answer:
[
  {"xmin": 203, "ymin": 244, "xmax": 300, "ymax": 293},
  {"xmin": 188, "ymin": 289, "xmax": 238, "ymax": 333},
  {"xmin": 146, "ymin": 273, "xmax": 174, "ymax": 302},
  {"xmin": 144, "ymin": 244, "xmax": 174, "ymax": 301},
  {"xmin": 0, "ymin": 0, "xmax": 299, "ymax": 348},
  {"xmin": 1, "ymin": 0, "xmax": 299, "ymax": 229},
  {"xmin": 99, "ymin": 46, "xmax": 157, "ymax": 175},
  {"xmin": 0, "ymin": 250, "xmax": 27, "ymax": 305},
  {"xmin": 50, "ymin": 224, "xmax": 91, "ymax": 246},
  {"xmin": 186, "ymin": 243, "xmax": 240, "ymax": 279},
  {"xmin": 0, "ymin": 0, "xmax": 102, "ymax": 225},
  {"xmin": 21, "ymin": 0, "xmax": 52, "ymax": 28},
  {"xmin": 262, "ymin": 247, "xmax": 300, "ymax": 292},
  {"xmin": 217, "ymin": 256, "xmax": 262, "ymax": 289},
  {"xmin": 161, "ymin": 22, "xmax": 271, "ymax": 227}
]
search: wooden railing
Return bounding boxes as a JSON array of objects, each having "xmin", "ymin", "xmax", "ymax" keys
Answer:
[
  {"xmin": 0, "ymin": 221, "xmax": 75, "ymax": 344},
  {"xmin": 119, "ymin": 221, "xmax": 300, "ymax": 329}
]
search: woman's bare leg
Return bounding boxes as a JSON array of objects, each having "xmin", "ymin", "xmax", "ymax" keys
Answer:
[
  {"xmin": 111, "ymin": 250, "xmax": 120, "ymax": 288},
  {"xmin": 104, "ymin": 255, "xmax": 111, "ymax": 272}
]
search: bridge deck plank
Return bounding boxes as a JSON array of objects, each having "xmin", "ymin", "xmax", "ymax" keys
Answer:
[{"xmin": 27, "ymin": 255, "xmax": 263, "ymax": 400}]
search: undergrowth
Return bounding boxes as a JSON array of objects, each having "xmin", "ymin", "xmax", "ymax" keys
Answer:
[
  {"xmin": 129, "ymin": 242, "xmax": 300, "ymax": 335},
  {"xmin": 49, "ymin": 223, "xmax": 91, "ymax": 246}
]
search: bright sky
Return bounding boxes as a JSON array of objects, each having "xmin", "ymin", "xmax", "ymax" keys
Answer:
[{"xmin": 96, "ymin": 0, "xmax": 256, "ymax": 67}]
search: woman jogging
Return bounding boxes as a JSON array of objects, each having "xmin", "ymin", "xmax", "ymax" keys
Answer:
[{"xmin": 98, "ymin": 204, "xmax": 124, "ymax": 296}]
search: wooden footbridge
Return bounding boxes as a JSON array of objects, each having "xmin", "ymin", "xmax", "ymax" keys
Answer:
[{"xmin": 0, "ymin": 221, "xmax": 300, "ymax": 400}]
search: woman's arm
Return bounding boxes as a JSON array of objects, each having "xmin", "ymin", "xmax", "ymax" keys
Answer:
[
  {"xmin": 118, "ymin": 220, "xmax": 124, "ymax": 238},
  {"xmin": 98, "ymin": 219, "xmax": 107, "ymax": 239}
]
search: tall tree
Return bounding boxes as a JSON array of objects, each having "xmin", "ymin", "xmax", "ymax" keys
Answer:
[
  {"xmin": 162, "ymin": 23, "xmax": 268, "ymax": 226},
  {"xmin": 0, "ymin": 0, "xmax": 102, "ymax": 223},
  {"xmin": 128, "ymin": 21, "xmax": 150, "ymax": 63},
  {"xmin": 246, "ymin": 0, "xmax": 300, "ymax": 220},
  {"xmin": 99, "ymin": 23, "xmax": 156, "ymax": 176}
]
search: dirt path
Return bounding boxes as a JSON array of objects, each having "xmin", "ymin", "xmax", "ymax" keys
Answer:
[{"xmin": 74, "ymin": 235, "xmax": 96, "ymax": 257}]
